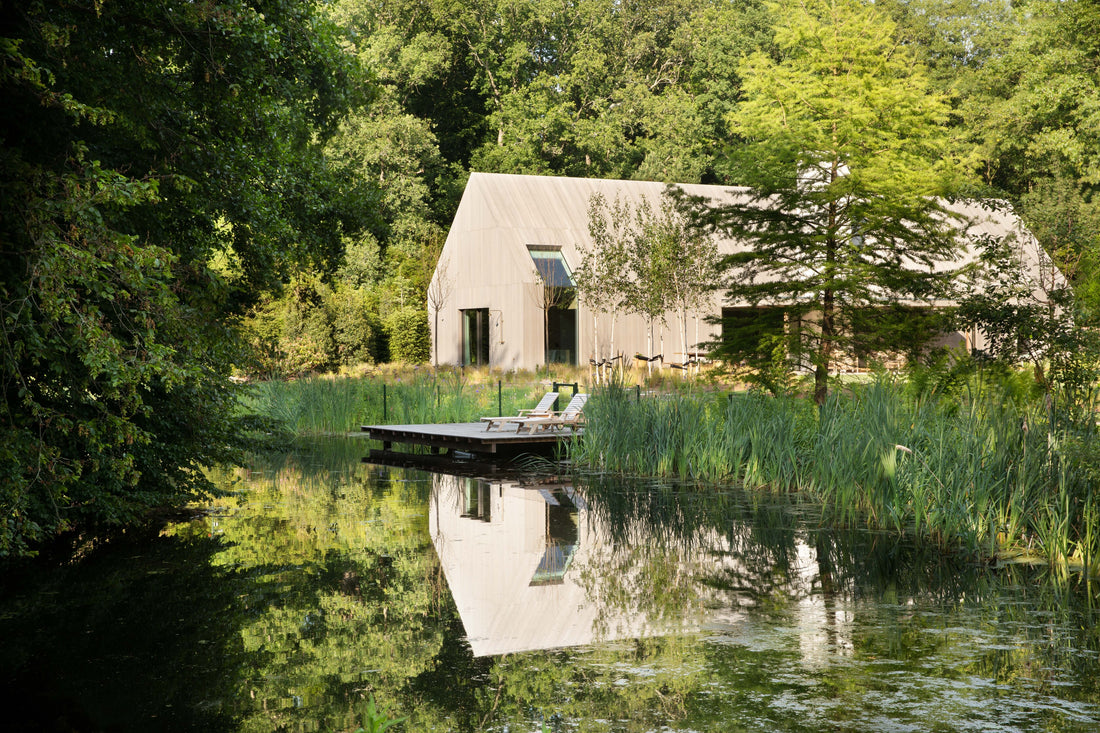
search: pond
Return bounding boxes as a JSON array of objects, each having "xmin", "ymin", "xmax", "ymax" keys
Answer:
[{"xmin": 2, "ymin": 437, "xmax": 1098, "ymax": 732}]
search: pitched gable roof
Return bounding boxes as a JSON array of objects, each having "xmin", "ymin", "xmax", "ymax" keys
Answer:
[{"xmin": 444, "ymin": 172, "xmax": 1061, "ymax": 300}]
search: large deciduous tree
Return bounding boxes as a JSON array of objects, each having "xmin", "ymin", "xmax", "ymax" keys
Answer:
[
  {"xmin": 959, "ymin": 0, "xmax": 1100, "ymax": 318},
  {"xmin": 702, "ymin": 0, "xmax": 969, "ymax": 404},
  {"xmin": 1, "ymin": 0, "xmax": 371, "ymax": 556}
]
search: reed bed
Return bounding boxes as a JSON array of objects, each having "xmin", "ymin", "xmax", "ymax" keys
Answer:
[
  {"xmin": 245, "ymin": 372, "xmax": 551, "ymax": 435},
  {"xmin": 572, "ymin": 378, "xmax": 1100, "ymax": 573}
]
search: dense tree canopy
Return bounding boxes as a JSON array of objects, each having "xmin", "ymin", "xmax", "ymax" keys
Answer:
[
  {"xmin": 260, "ymin": 0, "xmax": 1100, "ymax": 377},
  {"xmin": 959, "ymin": 0, "xmax": 1100, "ymax": 312},
  {"xmin": 0, "ymin": 0, "xmax": 372, "ymax": 555},
  {"xmin": 4, "ymin": 0, "xmax": 1099, "ymax": 554}
]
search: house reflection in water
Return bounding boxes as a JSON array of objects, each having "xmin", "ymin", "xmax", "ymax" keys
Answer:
[
  {"xmin": 430, "ymin": 473, "xmax": 850, "ymax": 661},
  {"xmin": 431, "ymin": 474, "xmax": 600, "ymax": 657},
  {"xmin": 456, "ymin": 472, "xmax": 580, "ymax": 585}
]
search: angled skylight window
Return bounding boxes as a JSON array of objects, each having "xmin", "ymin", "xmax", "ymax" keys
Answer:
[{"xmin": 528, "ymin": 245, "xmax": 575, "ymax": 288}]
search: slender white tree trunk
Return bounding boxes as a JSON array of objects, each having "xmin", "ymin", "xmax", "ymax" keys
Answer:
[
  {"xmin": 594, "ymin": 310, "xmax": 602, "ymax": 385},
  {"xmin": 659, "ymin": 326, "xmax": 666, "ymax": 377},
  {"xmin": 673, "ymin": 305, "xmax": 682, "ymax": 367},
  {"xmin": 646, "ymin": 320, "xmax": 653, "ymax": 377},
  {"xmin": 694, "ymin": 313, "xmax": 700, "ymax": 377},
  {"xmin": 610, "ymin": 313, "xmax": 618, "ymax": 379}
]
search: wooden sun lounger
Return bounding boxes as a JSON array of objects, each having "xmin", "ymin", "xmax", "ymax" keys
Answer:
[
  {"xmin": 480, "ymin": 392, "xmax": 559, "ymax": 431},
  {"xmin": 508, "ymin": 393, "xmax": 588, "ymax": 434}
]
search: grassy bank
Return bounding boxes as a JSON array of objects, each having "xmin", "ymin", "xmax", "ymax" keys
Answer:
[
  {"xmin": 243, "ymin": 368, "xmax": 578, "ymax": 435},
  {"xmin": 572, "ymin": 376, "xmax": 1100, "ymax": 574}
]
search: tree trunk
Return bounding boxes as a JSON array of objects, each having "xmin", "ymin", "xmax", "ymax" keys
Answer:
[
  {"xmin": 646, "ymin": 321, "xmax": 653, "ymax": 376},
  {"xmin": 679, "ymin": 305, "xmax": 688, "ymax": 378},
  {"xmin": 592, "ymin": 311, "xmax": 600, "ymax": 384},
  {"xmin": 610, "ymin": 313, "xmax": 617, "ymax": 376},
  {"xmin": 817, "ymin": 204, "xmax": 839, "ymax": 405},
  {"xmin": 816, "ymin": 288, "xmax": 834, "ymax": 406}
]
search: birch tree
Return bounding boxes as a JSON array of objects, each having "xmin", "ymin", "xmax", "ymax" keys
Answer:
[
  {"xmin": 578, "ymin": 193, "xmax": 631, "ymax": 367},
  {"xmin": 587, "ymin": 189, "xmax": 720, "ymax": 374}
]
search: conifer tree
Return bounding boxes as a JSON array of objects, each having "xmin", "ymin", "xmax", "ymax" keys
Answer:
[{"xmin": 701, "ymin": 0, "xmax": 969, "ymax": 403}]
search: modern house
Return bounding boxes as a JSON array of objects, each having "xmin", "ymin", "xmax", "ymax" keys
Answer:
[{"xmin": 428, "ymin": 172, "xmax": 1058, "ymax": 372}]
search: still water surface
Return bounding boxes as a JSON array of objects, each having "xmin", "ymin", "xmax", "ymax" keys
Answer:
[{"xmin": 2, "ymin": 437, "xmax": 1098, "ymax": 732}]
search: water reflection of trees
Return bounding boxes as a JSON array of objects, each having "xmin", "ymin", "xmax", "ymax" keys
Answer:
[
  {"xmin": 415, "ymin": 467, "xmax": 1098, "ymax": 731},
  {"xmin": 567, "ymin": 472, "xmax": 1100, "ymax": 731},
  {"xmin": 7, "ymin": 442, "xmax": 1095, "ymax": 732},
  {"xmin": 579, "ymin": 471, "xmax": 995, "ymax": 610},
  {"xmin": 201, "ymin": 440, "xmax": 455, "ymax": 732}
]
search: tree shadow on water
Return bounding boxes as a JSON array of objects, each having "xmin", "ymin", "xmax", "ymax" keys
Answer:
[{"xmin": 0, "ymin": 525, "xmax": 246, "ymax": 733}]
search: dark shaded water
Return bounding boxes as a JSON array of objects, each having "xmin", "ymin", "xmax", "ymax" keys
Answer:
[{"xmin": 2, "ymin": 437, "xmax": 1098, "ymax": 732}]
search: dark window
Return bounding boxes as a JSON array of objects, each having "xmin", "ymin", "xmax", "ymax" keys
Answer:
[
  {"xmin": 527, "ymin": 246, "xmax": 577, "ymax": 365},
  {"xmin": 461, "ymin": 479, "xmax": 492, "ymax": 522},
  {"xmin": 530, "ymin": 488, "xmax": 579, "ymax": 586},
  {"xmin": 462, "ymin": 308, "xmax": 490, "ymax": 366}
]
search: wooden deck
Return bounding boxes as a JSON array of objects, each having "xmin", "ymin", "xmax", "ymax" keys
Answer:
[{"xmin": 361, "ymin": 421, "xmax": 579, "ymax": 459}]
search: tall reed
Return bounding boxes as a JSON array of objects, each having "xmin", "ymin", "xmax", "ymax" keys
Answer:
[
  {"xmin": 572, "ymin": 376, "xmax": 1100, "ymax": 572},
  {"xmin": 246, "ymin": 372, "xmax": 548, "ymax": 435}
]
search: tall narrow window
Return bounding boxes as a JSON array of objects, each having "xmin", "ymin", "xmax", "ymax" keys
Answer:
[
  {"xmin": 530, "ymin": 488, "xmax": 580, "ymax": 586},
  {"xmin": 527, "ymin": 246, "xmax": 577, "ymax": 365},
  {"xmin": 462, "ymin": 308, "xmax": 490, "ymax": 366}
]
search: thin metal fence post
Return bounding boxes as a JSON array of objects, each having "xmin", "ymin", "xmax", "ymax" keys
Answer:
[
  {"xmin": 383, "ymin": 383, "xmax": 387, "ymax": 421},
  {"xmin": 498, "ymin": 379, "xmax": 502, "ymax": 417}
]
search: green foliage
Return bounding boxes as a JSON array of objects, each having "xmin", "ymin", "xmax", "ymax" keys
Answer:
[
  {"xmin": 957, "ymin": 0, "xmax": 1100, "ymax": 314},
  {"xmin": 358, "ymin": 696, "xmax": 407, "ymax": 733},
  {"xmin": 572, "ymin": 376, "xmax": 1100, "ymax": 570},
  {"xmin": 330, "ymin": 284, "xmax": 385, "ymax": 367},
  {"xmin": 0, "ymin": 0, "xmax": 371, "ymax": 555},
  {"xmin": 247, "ymin": 373, "xmax": 548, "ymax": 435},
  {"xmin": 701, "ymin": 0, "xmax": 971, "ymax": 404},
  {"xmin": 745, "ymin": 334, "xmax": 800, "ymax": 398},
  {"xmin": 242, "ymin": 278, "xmax": 384, "ymax": 378},
  {"xmin": 327, "ymin": 0, "xmax": 774, "ymax": 183},
  {"xmin": 195, "ymin": 449, "xmax": 443, "ymax": 732},
  {"xmin": 384, "ymin": 306, "xmax": 431, "ymax": 364},
  {"xmin": 879, "ymin": 0, "xmax": 1016, "ymax": 87},
  {"xmin": 957, "ymin": 229, "xmax": 1100, "ymax": 412}
]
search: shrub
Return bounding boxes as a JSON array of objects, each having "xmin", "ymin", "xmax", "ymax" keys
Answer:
[{"xmin": 385, "ymin": 305, "xmax": 430, "ymax": 364}]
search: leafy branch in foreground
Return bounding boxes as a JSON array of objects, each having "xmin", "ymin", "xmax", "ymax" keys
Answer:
[{"xmin": 1, "ymin": 0, "xmax": 371, "ymax": 556}]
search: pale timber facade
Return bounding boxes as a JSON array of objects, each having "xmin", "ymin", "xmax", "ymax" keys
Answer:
[{"xmin": 428, "ymin": 172, "xmax": 1059, "ymax": 372}]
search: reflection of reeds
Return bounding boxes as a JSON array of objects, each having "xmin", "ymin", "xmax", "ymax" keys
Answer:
[
  {"xmin": 572, "ymin": 379, "xmax": 1100, "ymax": 572},
  {"xmin": 245, "ymin": 373, "xmax": 548, "ymax": 435}
]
